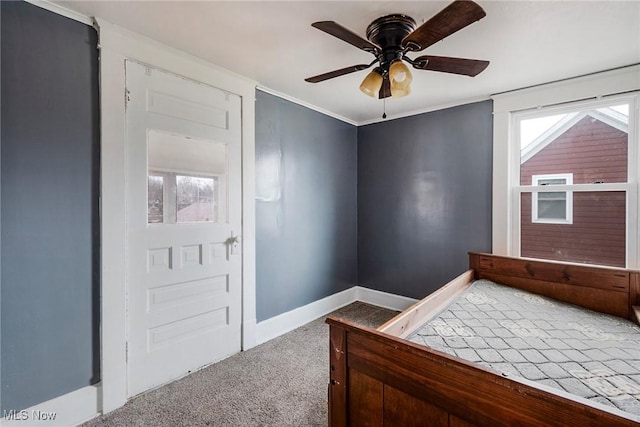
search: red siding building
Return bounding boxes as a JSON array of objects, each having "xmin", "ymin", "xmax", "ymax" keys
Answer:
[{"xmin": 520, "ymin": 110, "xmax": 628, "ymax": 267}]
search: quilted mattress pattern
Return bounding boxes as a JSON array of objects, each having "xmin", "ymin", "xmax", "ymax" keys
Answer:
[{"xmin": 407, "ymin": 279, "xmax": 640, "ymax": 417}]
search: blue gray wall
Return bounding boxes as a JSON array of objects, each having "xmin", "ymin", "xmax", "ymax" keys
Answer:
[
  {"xmin": 0, "ymin": 6, "xmax": 492, "ymax": 409},
  {"xmin": 255, "ymin": 90, "xmax": 358, "ymax": 321},
  {"xmin": 357, "ymin": 101, "xmax": 493, "ymax": 299},
  {"xmin": 1, "ymin": 1, "xmax": 100, "ymax": 411}
]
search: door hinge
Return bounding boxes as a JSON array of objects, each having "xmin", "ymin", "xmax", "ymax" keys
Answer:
[
  {"xmin": 125, "ymin": 88, "xmax": 131, "ymax": 108},
  {"xmin": 125, "ymin": 341, "xmax": 128, "ymax": 362}
]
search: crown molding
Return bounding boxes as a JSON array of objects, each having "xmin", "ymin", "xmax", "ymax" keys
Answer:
[
  {"xmin": 256, "ymin": 86, "xmax": 358, "ymax": 126},
  {"xmin": 24, "ymin": 0, "xmax": 93, "ymax": 25},
  {"xmin": 358, "ymin": 95, "xmax": 491, "ymax": 126}
]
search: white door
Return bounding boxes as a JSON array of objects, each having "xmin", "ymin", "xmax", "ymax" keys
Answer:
[{"xmin": 125, "ymin": 60, "xmax": 242, "ymax": 396}]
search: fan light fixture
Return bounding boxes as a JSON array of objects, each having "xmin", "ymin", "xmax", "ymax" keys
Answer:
[
  {"xmin": 305, "ymin": 0, "xmax": 490, "ymax": 107},
  {"xmin": 360, "ymin": 61, "xmax": 413, "ymax": 98},
  {"xmin": 389, "ymin": 60, "xmax": 412, "ymax": 98},
  {"xmin": 359, "ymin": 68, "xmax": 383, "ymax": 97}
]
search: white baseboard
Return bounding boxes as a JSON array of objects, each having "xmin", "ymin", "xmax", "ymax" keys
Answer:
[
  {"xmin": 1, "ymin": 384, "xmax": 100, "ymax": 427},
  {"xmin": 255, "ymin": 286, "xmax": 417, "ymax": 345},
  {"xmin": 255, "ymin": 287, "xmax": 358, "ymax": 345},
  {"xmin": 242, "ymin": 317, "xmax": 258, "ymax": 351},
  {"xmin": 354, "ymin": 286, "xmax": 418, "ymax": 312}
]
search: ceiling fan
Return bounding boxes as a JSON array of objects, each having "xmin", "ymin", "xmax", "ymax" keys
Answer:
[{"xmin": 305, "ymin": 0, "xmax": 490, "ymax": 100}]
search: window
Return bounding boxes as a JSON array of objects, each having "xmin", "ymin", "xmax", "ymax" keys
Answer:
[
  {"xmin": 492, "ymin": 67, "xmax": 639, "ymax": 269},
  {"xmin": 531, "ymin": 174, "xmax": 573, "ymax": 224},
  {"xmin": 147, "ymin": 129, "xmax": 227, "ymax": 224},
  {"xmin": 513, "ymin": 98, "xmax": 633, "ymax": 268},
  {"xmin": 148, "ymin": 175, "xmax": 164, "ymax": 223},
  {"xmin": 176, "ymin": 175, "xmax": 218, "ymax": 223}
]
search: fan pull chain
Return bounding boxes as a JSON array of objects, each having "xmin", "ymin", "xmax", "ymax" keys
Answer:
[{"xmin": 382, "ymin": 98, "xmax": 387, "ymax": 119}]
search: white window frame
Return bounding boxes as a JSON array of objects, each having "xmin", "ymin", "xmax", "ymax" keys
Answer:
[
  {"xmin": 531, "ymin": 173, "xmax": 573, "ymax": 224},
  {"xmin": 492, "ymin": 65, "xmax": 640, "ymax": 268},
  {"xmin": 148, "ymin": 169, "xmax": 222, "ymax": 224}
]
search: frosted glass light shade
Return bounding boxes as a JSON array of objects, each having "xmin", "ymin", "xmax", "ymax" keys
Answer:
[
  {"xmin": 389, "ymin": 60, "xmax": 412, "ymax": 97},
  {"xmin": 390, "ymin": 84, "xmax": 411, "ymax": 98},
  {"xmin": 359, "ymin": 69, "xmax": 383, "ymax": 97}
]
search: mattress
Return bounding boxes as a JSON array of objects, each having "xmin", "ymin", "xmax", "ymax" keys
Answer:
[{"xmin": 407, "ymin": 279, "xmax": 640, "ymax": 417}]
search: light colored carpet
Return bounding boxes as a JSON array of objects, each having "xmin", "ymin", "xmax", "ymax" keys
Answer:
[{"xmin": 83, "ymin": 302, "xmax": 396, "ymax": 426}]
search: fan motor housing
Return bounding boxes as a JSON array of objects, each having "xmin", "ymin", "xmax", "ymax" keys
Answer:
[{"xmin": 366, "ymin": 14, "xmax": 416, "ymax": 66}]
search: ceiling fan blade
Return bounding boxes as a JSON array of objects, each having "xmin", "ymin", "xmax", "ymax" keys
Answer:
[
  {"xmin": 402, "ymin": 0, "xmax": 486, "ymax": 52},
  {"xmin": 379, "ymin": 75, "xmax": 391, "ymax": 99},
  {"xmin": 412, "ymin": 55, "xmax": 489, "ymax": 76},
  {"xmin": 305, "ymin": 64, "xmax": 372, "ymax": 83},
  {"xmin": 312, "ymin": 21, "xmax": 380, "ymax": 53}
]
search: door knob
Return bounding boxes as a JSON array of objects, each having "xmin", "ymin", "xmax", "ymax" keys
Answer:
[{"xmin": 227, "ymin": 234, "xmax": 240, "ymax": 255}]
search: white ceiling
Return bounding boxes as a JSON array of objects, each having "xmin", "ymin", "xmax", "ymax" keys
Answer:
[{"xmin": 55, "ymin": 1, "xmax": 640, "ymax": 125}]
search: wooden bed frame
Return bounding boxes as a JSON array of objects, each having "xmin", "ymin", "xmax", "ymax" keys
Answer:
[{"xmin": 327, "ymin": 252, "xmax": 640, "ymax": 426}]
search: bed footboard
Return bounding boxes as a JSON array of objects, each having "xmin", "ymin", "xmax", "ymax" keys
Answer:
[{"xmin": 327, "ymin": 317, "xmax": 638, "ymax": 427}]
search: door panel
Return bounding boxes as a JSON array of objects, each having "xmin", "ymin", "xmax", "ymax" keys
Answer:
[{"xmin": 125, "ymin": 61, "xmax": 242, "ymax": 397}]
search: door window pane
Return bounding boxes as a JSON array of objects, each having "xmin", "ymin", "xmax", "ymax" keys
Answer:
[
  {"xmin": 147, "ymin": 130, "xmax": 227, "ymax": 224},
  {"xmin": 148, "ymin": 175, "xmax": 164, "ymax": 223},
  {"xmin": 176, "ymin": 175, "xmax": 217, "ymax": 223}
]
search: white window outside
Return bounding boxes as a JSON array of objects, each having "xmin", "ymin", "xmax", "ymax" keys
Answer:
[
  {"xmin": 147, "ymin": 171, "xmax": 221, "ymax": 224},
  {"xmin": 146, "ymin": 129, "xmax": 228, "ymax": 225},
  {"xmin": 531, "ymin": 173, "xmax": 573, "ymax": 224}
]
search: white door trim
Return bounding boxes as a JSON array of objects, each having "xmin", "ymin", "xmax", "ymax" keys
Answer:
[{"xmin": 97, "ymin": 18, "xmax": 257, "ymax": 414}]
